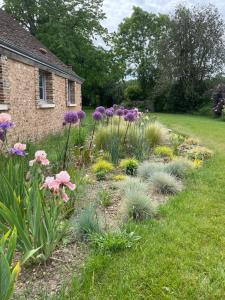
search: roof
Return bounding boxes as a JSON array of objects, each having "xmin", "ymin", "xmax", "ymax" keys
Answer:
[{"xmin": 0, "ymin": 9, "xmax": 83, "ymax": 83}]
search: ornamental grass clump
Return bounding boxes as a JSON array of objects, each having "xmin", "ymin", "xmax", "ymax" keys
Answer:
[
  {"xmin": 118, "ymin": 177, "xmax": 149, "ymax": 196},
  {"xmin": 154, "ymin": 146, "xmax": 174, "ymax": 160},
  {"xmin": 119, "ymin": 158, "xmax": 139, "ymax": 176},
  {"xmin": 164, "ymin": 158, "xmax": 193, "ymax": 178},
  {"xmin": 91, "ymin": 159, "xmax": 114, "ymax": 180},
  {"xmin": 137, "ymin": 161, "xmax": 165, "ymax": 180},
  {"xmin": 121, "ymin": 190, "xmax": 154, "ymax": 221},
  {"xmin": 144, "ymin": 122, "xmax": 168, "ymax": 149},
  {"xmin": 151, "ymin": 172, "xmax": 182, "ymax": 195}
]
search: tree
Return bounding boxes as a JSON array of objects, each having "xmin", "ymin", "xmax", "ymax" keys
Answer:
[
  {"xmin": 157, "ymin": 4, "xmax": 225, "ymax": 112},
  {"xmin": 113, "ymin": 7, "xmax": 168, "ymax": 97}
]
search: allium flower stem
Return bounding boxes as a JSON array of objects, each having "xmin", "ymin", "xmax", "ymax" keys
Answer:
[
  {"xmin": 63, "ymin": 123, "xmax": 71, "ymax": 169},
  {"xmin": 117, "ymin": 116, "xmax": 121, "ymax": 136},
  {"xmin": 123, "ymin": 122, "xmax": 130, "ymax": 144}
]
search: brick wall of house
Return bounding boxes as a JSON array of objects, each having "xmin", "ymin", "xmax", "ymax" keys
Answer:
[{"xmin": 5, "ymin": 57, "xmax": 82, "ymax": 143}]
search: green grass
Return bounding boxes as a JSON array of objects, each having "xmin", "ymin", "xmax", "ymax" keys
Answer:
[{"xmin": 57, "ymin": 114, "xmax": 225, "ymax": 299}]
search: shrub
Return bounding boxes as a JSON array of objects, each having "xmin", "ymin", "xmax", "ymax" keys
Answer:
[
  {"xmin": 151, "ymin": 172, "xmax": 182, "ymax": 194},
  {"xmin": 118, "ymin": 177, "xmax": 149, "ymax": 196},
  {"xmin": 137, "ymin": 161, "xmax": 165, "ymax": 180},
  {"xmin": 98, "ymin": 190, "xmax": 112, "ymax": 207},
  {"xmin": 91, "ymin": 159, "xmax": 114, "ymax": 180},
  {"xmin": 186, "ymin": 146, "xmax": 213, "ymax": 160},
  {"xmin": 113, "ymin": 175, "xmax": 127, "ymax": 181},
  {"xmin": 121, "ymin": 190, "xmax": 154, "ymax": 221},
  {"xmin": 144, "ymin": 122, "xmax": 168, "ymax": 149},
  {"xmin": 164, "ymin": 158, "xmax": 193, "ymax": 178},
  {"xmin": 119, "ymin": 158, "xmax": 139, "ymax": 176},
  {"xmin": 184, "ymin": 137, "xmax": 200, "ymax": 145},
  {"xmin": 89, "ymin": 230, "xmax": 141, "ymax": 253},
  {"xmin": 154, "ymin": 146, "xmax": 174, "ymax": 160},
  {"xmin": 73, "ymin": 206, "xmax": 102, "ymax": 239},
  {"xmin": 193, "ymin": 159, "xmax": 203, "ymax": 168}
]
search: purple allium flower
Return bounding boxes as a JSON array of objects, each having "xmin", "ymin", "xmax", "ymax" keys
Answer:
[
  {"xmin": 105, "ymin": 108, "xmax": 114, "ymax": 117},
  {"xmin": 123, "ymin": 109, "xmax": 129, "ymax": 115},
  {"xmin": 124, "ymin": 112, "xmax": 136, "ymax": 122},
  {"xmin": 77, "ymin": 110, "xmax": 86, "ymax": 120},
  {"xmin": 96, "ymin": 106, "xmax": 106, "ymax": 114},
  {"xmin": 116, "ymin": 108, "xmax": 124, "ymax": 116},
  {"xmin": 64, "ymin": 112, "xmax": 78, "ymax": 124},
  {"xmin": 0, "ymin": 122, "xmax": 14, "ymax": 130},
  {"xmin": 93, "ymin": 111, "xmax": 103, "ymax": 121},
  {"xmin": 10, "ymin": 148, "xmax": 26, "ymax": 156}
]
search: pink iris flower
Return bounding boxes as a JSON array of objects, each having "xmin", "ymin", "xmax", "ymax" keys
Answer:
[
  {"xmin": 0, "ymin": 113, "xmax": 12, "ymax": 123},
  {"xmin": 29, "ymin": 150, "xmax": 50, "ymax": 166},
  {"xmin": 14, "ymin": 143, "xmax": 26, "ymax": 151}
]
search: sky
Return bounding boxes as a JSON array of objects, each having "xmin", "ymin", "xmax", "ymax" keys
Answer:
[{"xmin": 102, "ymin": 0, "xmax": 225, "ymax": 32}]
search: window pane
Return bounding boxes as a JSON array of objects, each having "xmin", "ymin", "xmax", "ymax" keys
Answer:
[
  {"xmin": 39, "ymin": 72, "xmax": 46, "ymax": 101},
  {"xmin": 68, "ymin": 81, "xmax": 75, "ymax": 104}
]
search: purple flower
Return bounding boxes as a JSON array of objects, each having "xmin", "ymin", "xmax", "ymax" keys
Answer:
[
  {"xmin": 0, "ymin": 122, "xmax": 14, "ymax": 130},
  {"xmin": 0, "ymin": 130, "xmax": 5, "ymax": 141},
  {"xmin": 10, "ymin": 148, "xmax": 26, "ymax": 156},
  {"xmin": 105, "ymin": 108, "xmax": 114, "ymax": 117},
  {"xmin": 124, "ymin": 112, "xmax": 136, "ymax": 122},
  {"xmin": 116, "ymin": 108, "xmax": 124, "ymax": 116},
  {"xmin": 123, "ymin": 109, "xmax": 129, "ymax": 115},
  {"xmin": 93, "ymin": 111, "xmax": 103, "ymax": 121},
  {"xmin": 77, "ymin": 110, "xmax": 86, "ymax": 120},
  {"xmin": 96, "ymin": 106, "xmax": 106, "ymax": 114},
  {"xmin": 64, "ymin": 112, "xmax": 78, "ymax": 124}
]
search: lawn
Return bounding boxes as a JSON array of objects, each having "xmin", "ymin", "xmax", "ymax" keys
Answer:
[{"xmin": 63, "ymin": 114, "xmax": 225, "ymax": 300}]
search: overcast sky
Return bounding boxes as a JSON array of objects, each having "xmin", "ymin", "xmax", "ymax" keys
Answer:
[{"xmin": 0, "ymin": 0, "xmax": 224, "ymax": 33}]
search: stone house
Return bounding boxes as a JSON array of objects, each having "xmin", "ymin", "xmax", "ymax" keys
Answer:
[{"xmin": 0, "ymin": 9, "xmax": 83, "ymax": 142}]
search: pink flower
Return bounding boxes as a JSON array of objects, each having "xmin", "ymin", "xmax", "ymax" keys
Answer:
[
  {"xmin": 29, "ymin": 150, "xmax": 50, "ymax": 166},
  {"xmin": 61, "ymin": 189, "xmax": 69, "ymax": 202},
  {"xmin": 56, "ymin": 171, "xmax": 76, "ymax": 190},
  {"xmin": 14, "ymin": 143, "xmax": 26, "ymax": 151},
  {"xmin": 0, "ymin": 113, "xmax": 11, "ymax": 123},
  {"xmin": 43, "ymin": 177, "xmax": 60, "ymax": 194}
]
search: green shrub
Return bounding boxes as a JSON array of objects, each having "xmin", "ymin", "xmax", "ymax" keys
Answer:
[
  {"xmin": 91, "ymin": 159, "xmax": 114, "ymax": 180},
  {"xmin": 186, "ymin": 146, "xmax": 213, "ymax": 160},
  {"xmin": 151, "ymin": 172, "xmax": 182, "ymax": 194},
  {"xmin": 113, "ymin": 175, "xmax": 127, "ymax": 181},
  {"xmin": 98, "ymin": 190, "xmax": 112, "ymax": 207},
  {"xmin": 118, "ymin": 177, "xmax": 149, "ymax": 196},
  {"xmin": 89, "ymin": 230, "xmax": 141, "ymax": 253},
  {"xmin": 121, "ymin": 190, "xmax": 154, "ymax": 221},
  {"xmin": 154, "ymin": 146, "xmax": 174, "ymax": 160},
  {"xmin": 119, "ymin": 158, "xmax": 139, "ymax": 176},
  {"xmin": 73, "ymin": 206, "xmax": 102, "ymax": 239},
  {"xmin": 144, "ymin": 122, "xmax": 168, "ymax": 149},
  {"xmin": 164, "ymin": 159, "xmax": 193, "ymax": 178},
  {"xmin": 137, "ymin": 161, "xmax": 165, "ymax": 180}
]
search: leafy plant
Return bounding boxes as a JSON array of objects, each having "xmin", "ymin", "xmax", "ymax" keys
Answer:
[
  {"xmin": 186, "ymin": 146, "xmax": 213, "ymax": 160},
  {"xmin": 91, "ymin": 159, "xmax": 114, "ymax": 180},
  {"xmin": 98, "ymin": 190, "xmax": 112, "ymax": 207},
  {"xmin": 119, "ymin": 158, "xmax": 139, "ymax": 175},
  {"xmin": 164, "ymin": 158, "xmax": 193, "ymax": 178},
  {"xmin": 151, "ymin": 172, "xmax": 182, "ymax": 194},
  {"xmin": 72, "ymin": 206, "xmax": 102, "ymax": 239},
  {"xmin": 154, "ymin": 146, "xmax": 174, "ymax": 160},
  {"xmin": 113, "ymin": 175, "xmax": 127, "ymax": 181},
  {"xmin": 89, "ymin": 230, "xmax": 141, "ymax": 253},
  {"xmin": 118, "ymin": 177, "xmax": 149, "ymax": 196},
  {"xmin": 137, "ymin": 161, "xmax": 165, "ymax": 180}
]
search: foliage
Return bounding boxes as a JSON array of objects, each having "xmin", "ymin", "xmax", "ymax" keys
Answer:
[
  {"xmin": 117, "ymin": 177, "xmax": 149, "ymax": 196},
  {"xmin": 0, "ymin": 228, "xmax": 20, "ymax": 300},
  {"xmin": 144, "ymin": 122, "xmax": 168, "ymax": 149},
  {"xmin": 154, "ymin": 146, "xmax": 174, "ymax": 160},
  {"xmin": 151, "ymin": 171, "xmax": 182, "ymax": 194},
  {"xmin": 98, "ymin": 190, "xmax": 112, "ymax": 207},
  {"xmin": 186, "ymin": 146, "xmax": 213, "ymax": 161},
  {"xmin": 119, "ymin": 158, "xmax": 139, "ymax": 176},
  {"xmin": 164, "ymin": 158, "xmax": 193, "ymax": 178},
  {"xmin": 137, "ymin": 161, "xmax": 165, "ymax": 180},
  {"xmin": 89, "ymin": 230, "xmax": 141, "ymax": 253},
  {"xmin": 72, "ymin": 206, "xmax": 102, "ymax": 239},
  {"xmin": 193, "ymin": 159, "xmax": 203, "ymax": 169},
  {"xmin": 121, "ymin": 190, "xmax": 154, "ymax": 221},
  {"xmin": 91, "ymin": 159, "xmax": 114, "ymax": 180},
  {"xmin": 124, "ymin": 83, "xmax": 143, "ymax": 101},
  {"xmin": 170, "ymin": 133, "xmax": 186, "ymax": 154},
  {"xmin": 113, "ymin": 175, "xmax": 127, "ymax": 181}
]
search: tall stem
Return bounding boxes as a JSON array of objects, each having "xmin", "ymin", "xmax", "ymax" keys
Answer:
[
  {"xmin": 63, "ymin": 123, "xmax": 71, "ymax": 169},
  {"xmin": 123, "ymin": 122, "xmax": 130, "ymax": 144},
  {"xmin": 89, "ymin": 121, "xmax": 96, "ymax": 150}
]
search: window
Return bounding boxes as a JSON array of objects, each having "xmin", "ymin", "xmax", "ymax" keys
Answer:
[
  {"xmin": 67, "ymin": 80, "xmax": 75, "ymax": 104},
  {"xmin": 39, "ymin": 71, "xmax": 47, "ymax": 102},
  {"xmin": 0, "ymin": 55, "xmax": 9, "ymax": 110}
]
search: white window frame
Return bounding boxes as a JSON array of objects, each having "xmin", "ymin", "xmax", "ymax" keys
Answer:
[
  {"xmin": 67, "ymin": 80, "xmax": 75, "ymax": 104},
  {"xmin": 39, "ymin": 71, "xmax": 47, "ymax": 102}
]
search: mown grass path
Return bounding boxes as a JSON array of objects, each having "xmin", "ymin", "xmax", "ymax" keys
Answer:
[{"xmin": 69, "ymin": 114, "xmax": 225, "ymax": 300}]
